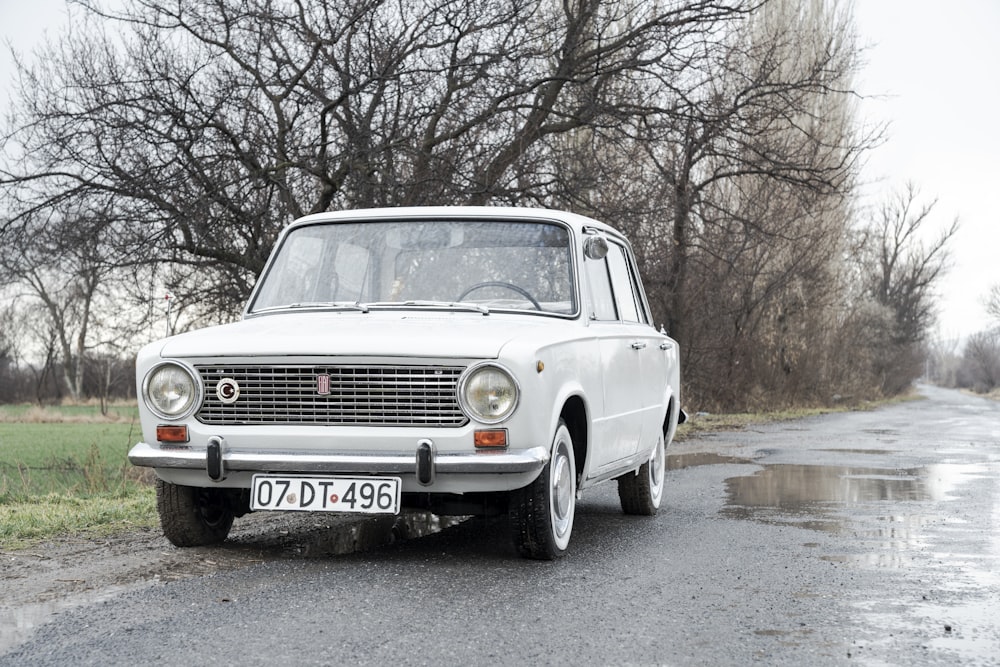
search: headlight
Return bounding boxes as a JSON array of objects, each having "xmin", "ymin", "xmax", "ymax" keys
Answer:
[
  {"xmin": 143, "ymin": 362, "xmax": 201, "ymax": 420},
  {"xmin": 460, "ymin": 364, "xmax": 519, "ymax": 424}
]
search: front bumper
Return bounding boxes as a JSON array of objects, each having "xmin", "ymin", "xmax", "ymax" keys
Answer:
[{"xmin": 128, "ymin": 441, "xmax": 549, "ymax": 493}]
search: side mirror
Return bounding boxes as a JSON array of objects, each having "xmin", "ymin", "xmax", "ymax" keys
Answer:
[{"xmin": 583, "ymin": 234, "xmax": 609, "ymax": 260}]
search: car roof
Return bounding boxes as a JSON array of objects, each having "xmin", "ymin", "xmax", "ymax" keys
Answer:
[{"xmin": 289, "ymin": 206, "xmax": 623, "ymax": 237}]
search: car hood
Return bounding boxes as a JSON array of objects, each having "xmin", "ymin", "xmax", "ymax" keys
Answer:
[{"xmin": 154, "ymin": 311, "xmax": 569, "ymax": 360}]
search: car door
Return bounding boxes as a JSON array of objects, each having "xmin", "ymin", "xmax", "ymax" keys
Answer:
[
  {"xmin": 608, "ymin": 244, "xmax": 672, "ymax": 451},
  {"xmin": 583, "ymin": 243, "xmax": 645, "ymax": 472},
  {"xmin": 604, "ymin": 241, "xmax": 667, "ymax": 452}
]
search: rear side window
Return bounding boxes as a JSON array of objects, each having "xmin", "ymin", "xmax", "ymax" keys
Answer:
[
  {"xmin": 606, "ymin": 244, "xmax": 643, "ymax": 324},
  {"xmin": 585, "ymin": 254, "xmax": 617, "ymax": 321}
]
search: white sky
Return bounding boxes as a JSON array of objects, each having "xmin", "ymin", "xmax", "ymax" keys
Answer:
[
  {"xmin": 3, "ymin": 0, "xmax": 999, "ymax": 340},
  {"xmin": 852, "ymin": 0, "xmax": 1000, "ymax": 342}
]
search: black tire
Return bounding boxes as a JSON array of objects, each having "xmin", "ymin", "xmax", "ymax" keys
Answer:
[
  {"xmin": 156, "ymin": 478, "xmax": 235, "ymax": 547},
  {"xmin": 509, "ymin": 421, "xmax": 576, "ymax": 560},
  {"xmin": 617, "ymin": 433, "xmax": 665, "ymax": 516}
]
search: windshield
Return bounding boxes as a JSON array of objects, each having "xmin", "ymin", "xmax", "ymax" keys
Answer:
[{"xmin": 249, "ymin": 219, "xmax": 576, "ymax": 316}]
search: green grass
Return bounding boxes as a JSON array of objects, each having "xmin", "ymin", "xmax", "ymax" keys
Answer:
[
  {"xmin": 0, "ymin": 488, "xmax": 157, "ymax": 549},
  {"xmin": 0, "ymin": 405, "xmax": 157, "ymax": 550},
  {"xmin": 0, "ymin": 422, "xmax": 142, "ymax": 498}
]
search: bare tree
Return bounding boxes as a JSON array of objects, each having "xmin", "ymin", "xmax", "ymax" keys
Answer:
[
  {"xmin": 984, "ymin": 284, "xmax": 1000, "ymax": 326},
  {"xmin": 959, "ymin": 331, "xmax": 1000, "ymax": 393},
  {"xmin": 0, "ymin": 301, "xmax": 23, "ymax": 403},
  {"xmin": 2, "ymin": 0, "xmax": 921, "ymax": 410},
  {"xmin": 1, "ymin": 0, "xmax": 752, "ymax": 321},
  {"xmin": 559, "ymin": 0, "xmax": 878, "ymax": 408},
  {"xmin": 0, "ymin": 203, "xmax": 123, "ymax": 401},
  {"xmin": 861, "ymin": 183, "xmax": 958, "ymax": 394}
]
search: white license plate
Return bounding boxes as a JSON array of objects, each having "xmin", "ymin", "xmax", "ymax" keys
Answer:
[{"xmin": 251, "ymin": 475, "xmax": 401, "ymax": 514}]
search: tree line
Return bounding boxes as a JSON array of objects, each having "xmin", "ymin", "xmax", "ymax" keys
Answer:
[
  {"xmin": 927, "ymin": 286, "xmax": 1000, "ymax": 395},
  {"xmin": 1, "ymin": 0, "xmax": 957, "ymax": 410}
]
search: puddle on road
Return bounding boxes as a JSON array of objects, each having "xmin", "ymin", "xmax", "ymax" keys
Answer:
[
  {"xmin": 274, "ymin": 511, "xmax": 467, "ymax": 558},
  {"xmin": 666, "ymin": 452, "xmax": 752, "ymax": 469},
  {"xmin": 0, "ymin": 585, "xmax": 139, "ymax": 658},
  {"xmin": 215, "ymin": 509, "xmax": 467, "ymax": 560},
  {"xmin": 816, "ymin": 448, "xmax": 897, "ymax": 456},
  {"xmin": 721, "ymin": 459, "xmax": 999, "ymax": 659},
  {"xmin": 720, "ymin": 462, "xmax": 989, "ymax": 534},
  {"xmin": 721, "ymin": 463, "xmax": 932, "ymax": 534}
]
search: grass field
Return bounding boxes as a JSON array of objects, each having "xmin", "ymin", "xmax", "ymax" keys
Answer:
[{"xmin": 0, "ymin": 404, "xmax": 157, "ymax": 548}]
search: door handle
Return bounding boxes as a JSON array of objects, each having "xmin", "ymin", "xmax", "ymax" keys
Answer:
[
  {"xmin": 631, "ymin": 341, "xmax": 647, "ymax": 350},
  {"xmin": 659, "ymin": 342, "xmax": 673, "ymax": 351}
]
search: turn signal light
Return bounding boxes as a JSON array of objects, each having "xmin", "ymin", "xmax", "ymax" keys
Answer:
[
  {"xmin": 474, "ymin": 429, "xmax": 508, "ymax": 449},
  {"xmin": 156, "ymin": 425, "xmax": 189, "ymax": 443}
]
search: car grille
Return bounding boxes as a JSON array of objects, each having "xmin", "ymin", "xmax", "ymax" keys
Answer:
[{"xmin": 195, "ymin": 365, "xmax": 468, "ymax": 427}]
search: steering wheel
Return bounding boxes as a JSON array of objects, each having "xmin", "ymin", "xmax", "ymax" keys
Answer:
[{"xmin": 457, "ymin": 281, "xmax": 542, "ymax": 310}]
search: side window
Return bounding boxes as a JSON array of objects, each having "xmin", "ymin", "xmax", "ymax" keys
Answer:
[
  {"xmin": 584, "ymin": 254, "xmax": 617, "ymax": 321},
  {"xmin": 607, "ymin": 243, "xmax": 643, "ymax": 324}
]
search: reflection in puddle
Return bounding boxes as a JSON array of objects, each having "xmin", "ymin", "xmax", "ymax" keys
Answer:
[
  {"xmin": 723, "ymin": 464, "xmax": 929, "ymax": 533},
  {"xmin": 816, "ymin": 449, "xmax": 897, "ymax": 456},
  {"xmin": 817, "ymin": 514, "xmax": 944, "ymax": 567},
  {"xmin": 0, "ymin": 586, "xmax": 138, "ymax": 658},
  {"xmin": 293, "ymin": 512, "xmax": 466, "ymax": 557},
  {"xmin": 220, "ymin": 510, "xmax": 466, "ymax": 559},
  {"xmin": 722, "ymin": 463, "xmax": 987, "ymax": 535},
  {"xmin": 728, "ymin": 464, "xmax": 931, "ymax": 506},
  {"xmin": 666, "ymin": 452, "xmax": 751, "ymax": 470},
  {"xmin": 859, "ymin": 594, "xmax": 1000, "ymax": 663}
]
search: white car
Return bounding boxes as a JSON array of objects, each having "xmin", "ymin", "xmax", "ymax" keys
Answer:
[{"xmin": 129, "ymin": 207, "xmax": 684, "ymax": 559}]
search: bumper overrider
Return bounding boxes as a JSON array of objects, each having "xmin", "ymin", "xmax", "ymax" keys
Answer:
[{"xmin": 128, "ymin": 439, "xmax": 550, "ymax": 489}]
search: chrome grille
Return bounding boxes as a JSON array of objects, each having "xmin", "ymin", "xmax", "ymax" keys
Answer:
[{"xmin": 195, "ymin": 365, "xmax": 468, "ymax": 427}]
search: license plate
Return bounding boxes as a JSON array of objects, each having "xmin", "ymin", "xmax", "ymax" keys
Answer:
[{"xmin": 251, "ymin": 475, "xmax": 401, "ymax": 514}]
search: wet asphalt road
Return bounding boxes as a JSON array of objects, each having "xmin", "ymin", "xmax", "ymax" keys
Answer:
[{"xmin": 3, "ymin": 384, "xmax": 999, "ymax": 666}]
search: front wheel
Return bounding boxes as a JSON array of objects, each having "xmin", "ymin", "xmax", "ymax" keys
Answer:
[
  {"xmin": 509, "ymin": 421, "xmax": 576, "ymax": 560},
  {"xmin": 156, "ymin": 479, "xmax": 235, "ymax": 547},
  {"xmin": 617, "ymin": 433, "xmax": 666, "ymax": 515}
]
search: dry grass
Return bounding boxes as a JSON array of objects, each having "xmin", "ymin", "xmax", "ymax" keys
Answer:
[
  {"xmin": 0, "ymin": 403, "xmax": 138, "ymax": 424},
  {"xmin": 673, "ymin": 391, "xmax": 923, "ymax": 442},
  {"xmin": 981, "ymin": 388, "xmax": 1000, "ymax": 402}
]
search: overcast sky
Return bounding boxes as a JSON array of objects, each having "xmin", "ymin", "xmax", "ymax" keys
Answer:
[
  {"xmin": 3, "ymin": 0, "xmax": 999, "ymax": 339},
  {"xmin": 852, "ymin": 0, "xmax": 1000, "ymax": 342}
]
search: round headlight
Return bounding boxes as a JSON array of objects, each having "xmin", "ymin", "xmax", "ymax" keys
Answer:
[
  {"xmin": 144, "ymin": 362, "xmax": 200, "ymax": 419},
  {"xmin": 460, "ymin": 364, "xmax": 519, "ymax": 424}
]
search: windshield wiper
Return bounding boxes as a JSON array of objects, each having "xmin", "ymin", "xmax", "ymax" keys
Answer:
[
  {"xmin": 255, "ymin": 301, "xmax": 370, "ymax": 313},
  {"xmin": 363, "ymin": 300, "xmax": 490, "ymax": 315}
]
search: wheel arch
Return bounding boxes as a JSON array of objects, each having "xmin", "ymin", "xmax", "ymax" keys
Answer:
[
  {"xmin": 559, "ymin": 394, "xmax": 588, "ymax": 484},
  {"xmin": 662, "ymin": 390, "xmax": 684, "ymax": 445}
]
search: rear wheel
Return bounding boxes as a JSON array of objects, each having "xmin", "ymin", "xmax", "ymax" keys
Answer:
[
  {"xmin": 509, "ymin": 421, "xmax": 577, "ymax": 560},
  {"xmin": 617, "ymin": 433, "xmax": 665, "ymax": 515},
  {"xmin": 156, "ymin": 479, "xmax": 235, "ymax": 547}
]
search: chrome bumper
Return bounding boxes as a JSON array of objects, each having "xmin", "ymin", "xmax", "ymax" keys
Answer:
[{"xmin": 128, "ymin": 441, "xmax": 549, "ymax": 478}]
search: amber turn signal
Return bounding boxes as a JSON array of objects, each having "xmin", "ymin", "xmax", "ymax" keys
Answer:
[
  {"xmin": 474, "ymin": 429, "xmax": 508, "ymax": 449},
  {"xmin": 156, "ymin": 425, "xmax": 189, "ymax": 443}
]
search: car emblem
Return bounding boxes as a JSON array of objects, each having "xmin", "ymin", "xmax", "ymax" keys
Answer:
[
  {"xmin": 317, "ymin": 373, "xmax": 331, "ymax": 395},
  {"xmin": 216, "ymin": 378, "xmax": 240, "ymax": 404}
]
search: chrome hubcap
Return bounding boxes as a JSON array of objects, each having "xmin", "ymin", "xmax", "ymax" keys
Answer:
[
  {"xmin": 552, "ymin": 448, "xmax": 572, "ymax": 535},
  {"xmin": 649, "ymin": 436, "xmax": 665, "ymax": 504}
]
